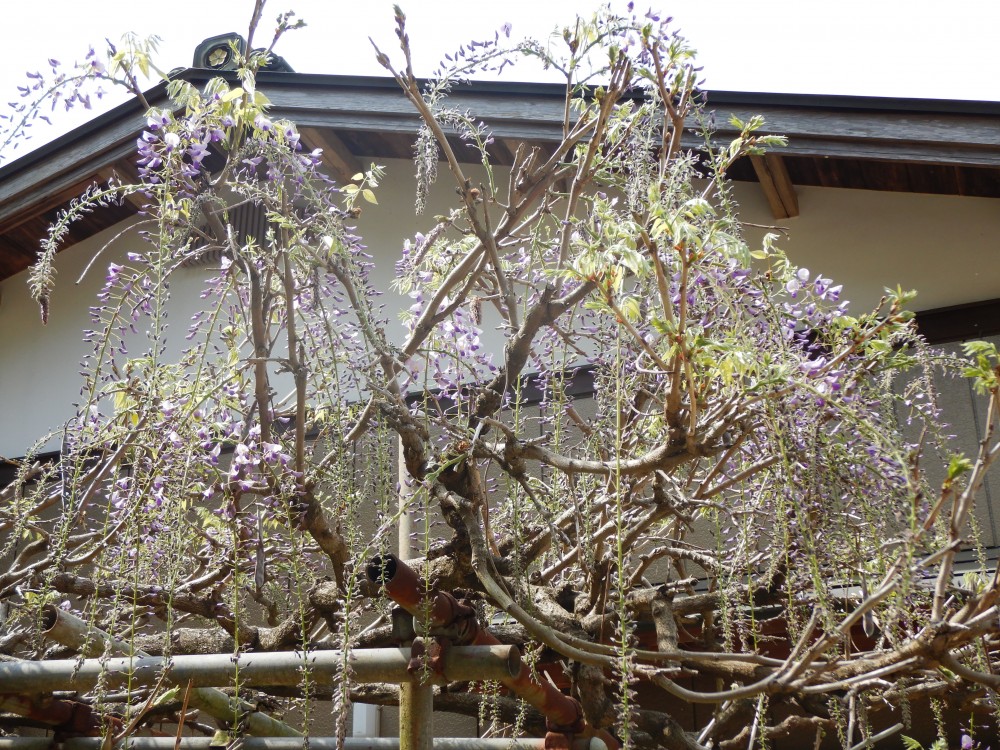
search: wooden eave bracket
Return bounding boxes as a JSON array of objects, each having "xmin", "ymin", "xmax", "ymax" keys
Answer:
[
  {"xmin": 96, "ymin": 167, "xmax": 146, "ymax": 211},
  {"xmin": 750, "ymin": 153, "xmax": 799, "ymax": 219},
  {"xmin": 300, "ymin": 126, "xmax": 363, "ymax": 185},
  {"xmin": 491, "ymin": 138, "xmax": 519, "ymax": 165}
]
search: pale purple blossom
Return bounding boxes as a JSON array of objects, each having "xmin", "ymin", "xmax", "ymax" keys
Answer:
[
  {"xmin": 187, "ymin": 141, "xmax": 210, "ymax": 166},
  {"xmin": 146, "ymin": 110, "xmax": 170, "ymax": 131}
]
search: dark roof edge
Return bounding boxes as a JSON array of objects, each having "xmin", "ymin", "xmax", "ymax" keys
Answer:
[
  {"xmin": 703, "ymin": 89, "xmax": 1000, "ymax": 116},
  {"xmin": 249, "ymin": 70, "xmax": 1000, "ymax": 115},
  {"xmin": 2, "ymin": 68, "xmax": 998, "ymax": 182},
  {"xmin": 0, "ymin": 80, "xmax": 170, "ymax": 183}
]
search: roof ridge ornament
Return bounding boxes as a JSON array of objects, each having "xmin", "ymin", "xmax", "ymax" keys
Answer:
[{"xmin": 192, "ymin": 33, "xmax": 294, "ymax": 73}]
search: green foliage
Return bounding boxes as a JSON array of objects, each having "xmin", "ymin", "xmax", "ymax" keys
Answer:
[
  {"xmin": 963, "ymin": 340, "xmax": 1000, "ymax": 393},
  {"xmin": 948, "ymin": 454, "xmax": 974, "ymax": 481}
]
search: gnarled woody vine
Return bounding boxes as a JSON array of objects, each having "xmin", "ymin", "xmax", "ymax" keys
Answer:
[{"xmin": 3, "ymin": 2, "xmax": 1000, "ymax": 749}]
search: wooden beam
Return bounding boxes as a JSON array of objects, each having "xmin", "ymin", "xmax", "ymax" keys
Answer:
[
  {"xmin": 299, "ymin": 126, "xmax": 362, "ymax": 185},
  {"xmin": 915, "ymin": 298, "xmax": 1000, "ymax": 344},
  {"xmin": 750, "ymin": 153, "xmax": 799, "ymax": 219},
  {"xmin": 490, "ymin": 138, "xmax": 519, "ymax": 166}
]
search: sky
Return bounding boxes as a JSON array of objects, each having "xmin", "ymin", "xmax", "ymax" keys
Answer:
[{"xmin": 2, "ymin": 0, "xmax": 999, "ymax": 159}]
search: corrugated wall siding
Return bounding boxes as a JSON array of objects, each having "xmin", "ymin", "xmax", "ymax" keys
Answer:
[{"xmin": 893, "ymin": 333, "xmax": 1000, "ymax": 562}]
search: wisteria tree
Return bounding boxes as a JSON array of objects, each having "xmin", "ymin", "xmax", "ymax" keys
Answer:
[{"xmin": 3, "ymin": 4, "xmax": 1000, "ymax": 750}]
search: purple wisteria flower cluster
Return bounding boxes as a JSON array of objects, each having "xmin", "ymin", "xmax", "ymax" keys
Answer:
[{"xmin": 10, "ymin": 8, "xmax": 998, "ymax": 748}]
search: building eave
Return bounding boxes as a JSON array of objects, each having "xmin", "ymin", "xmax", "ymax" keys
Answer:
[{"xmin": 1, "ymin": 69, "xmax": 999, "ymax": 282}]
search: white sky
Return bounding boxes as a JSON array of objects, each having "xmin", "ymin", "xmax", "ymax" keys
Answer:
[{"xmin": 2, "ymin": 0, "xmax": 999, "ymax": 159}]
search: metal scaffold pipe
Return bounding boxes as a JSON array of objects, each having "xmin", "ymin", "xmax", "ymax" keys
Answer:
[
  {"xmin": 42, "ymin": 606, "xmax": 301, "ymax": 738},
  {"xmin": 397, "ymin": 439, "xmax": 433, "ymax": 750},
  {"xmin": 0, "ymin": 645, "xmax": 520, "ymax": 694},
  {"xmin": 59, "ymin": 739, "xmax": 607, "ymax": 750},
  {"xmin": 366, "ymin": 554, "xmax": 620, "ymax": 750},
  {"xmin": 0, "ymin": 741, "xmax": 52, "ymax": 750}
]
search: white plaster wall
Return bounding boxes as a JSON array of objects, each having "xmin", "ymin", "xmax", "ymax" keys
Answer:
[
  {"xmin": 1, "ymin": 159, "xmax": 999, "ymax": 457},
  {"xmin": 732, "ymin": 181, "xmax": 1000, "ymax": 312},
  {"xmin": 0, "ymin": 157, "xmax": 474, "ymax": 457},
  {"xmin": 1, "ymin": 220, "xmax": 135, "ymax": 457}
]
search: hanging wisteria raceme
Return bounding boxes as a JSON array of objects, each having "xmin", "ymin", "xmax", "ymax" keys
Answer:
[{"xmin": 3, "ymin": 3, "xmax": 1000, "ymax": 750}]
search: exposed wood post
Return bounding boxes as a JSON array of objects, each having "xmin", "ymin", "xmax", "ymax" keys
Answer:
[
  {"xmin": 367, "ymin": 554, "xmax": 605, "ymax": 744},
  {"xmin": 750, "ymin": 153, "xmax": 799, "ymax": 219}
]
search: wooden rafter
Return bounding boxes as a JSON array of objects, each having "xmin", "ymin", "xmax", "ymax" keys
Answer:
[
  {"xmin": 750, "ymin": 153, "xmax": 799, "ymax": 219},
  {"xmin": 96, "ymin": 167, "xmax": 146, "ymax": 211},
  {"xmin": 299, "ymin": 127, "xmax": 362, "ymax": 185},
  {"xmin": 490, "ymin": 138, "xmax": 518, "ymax": 166}
]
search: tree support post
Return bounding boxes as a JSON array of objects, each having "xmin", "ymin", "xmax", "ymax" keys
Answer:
[
  {"xmin": 367, "ymin": 554, "xmax": 619, "ymax": 750},
  {"xmin": 398, "ymin": 438, "xmax": 433, "ymax": 750}
]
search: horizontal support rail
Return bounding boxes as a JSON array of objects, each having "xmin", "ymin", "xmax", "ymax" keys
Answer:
[
  {"xmin": 41, "ymin": 606, "xmax": 301, "ymax": 737},
  {"xmin": 0, "ymin": 741, "xmax": 51, "ymax": 750},
  {"xmin": 0, "ymin": 646, "xmax": 520, "ymax": 694},
  {"xmin": 3, "ymin": 739, "xmax": 609, "ymax": 750}
]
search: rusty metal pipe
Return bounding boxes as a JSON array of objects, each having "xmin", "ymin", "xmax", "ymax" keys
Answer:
[
  {"xmin": 0, "ymin": 693, "xmax": 105, "ymax": 735},
  {"xmin": 366, "ymin": 556, "xmax": 488, "ymax": 647},
  {"xmin": 367, "ymin": 555, "xmax": 618, "ymax": 749},
  {"xmin": 367, "ymin": 555, "xmax": 462, "ymax": 629}
]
